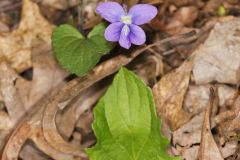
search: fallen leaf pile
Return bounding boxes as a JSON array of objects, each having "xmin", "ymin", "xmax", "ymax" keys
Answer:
[
  {"xmin": 153, "ymin": 18, "xmax": 240, "ymax": 160},
  {"xmin": 0, "ymin": 0, "xmax": 240, "ymax": 160}
]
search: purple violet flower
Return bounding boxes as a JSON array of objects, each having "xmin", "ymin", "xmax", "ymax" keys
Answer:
[{"xmin": 96, "ymin": 2, "xmax": 158, "ymax": 49}]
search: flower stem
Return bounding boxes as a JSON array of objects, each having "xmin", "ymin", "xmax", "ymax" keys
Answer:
[{"xmin": 77, "ymin": 0, "xmax": 84, "ymax": 33}]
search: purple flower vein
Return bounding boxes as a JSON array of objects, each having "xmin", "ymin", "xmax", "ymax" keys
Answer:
[{"xmin": 96, "ymin": 2, "xmax": 158, "ymax": 49}]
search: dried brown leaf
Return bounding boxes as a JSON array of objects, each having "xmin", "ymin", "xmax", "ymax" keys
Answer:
[
  {"xmin": 0, "ymin": 62, "xmax": 26, "ymax": 122},
  {"xmin": 24, "ymin": 44, "xmax": 67, "ymax": 110},
  {"xmin": 221, "ymin": 141, "xmax": 238, "ymax": 158},
  {"xmin": 0, "ymin": 0, "xmax": 54, "ymax": 72},
  {"xmin": 173, "ymin": 145, "xmax": 199, "ymax": 160},
  {"xmin": 193, "ymin": 18, "xmax": 240, "ymax": 85},
  {"xmin": 184, "ymin": 84, "xmax": 236, "ymax": 115},
  {"xmin": 199, "ymin": 88, "xmax": 224, "ymax": 160},
  {"xmin": 173, "ymin": 113, "xmax": 204, "ymax": 147},
  {"xmin": 153, "ymin": 60, "xmax": 193, "ymax": 131},
  {"xmin": 215, "ymin": 93, "xmax": 240, "ymax": 141}
]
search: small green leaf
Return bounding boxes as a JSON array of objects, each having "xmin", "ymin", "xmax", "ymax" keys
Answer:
[
  {"xmin": 52, "ymin": 23, "xmax": 113, "ymax": 76},
  {"xmin": 87, "ymin": 22, "xmax": 106, "ymax": 38},
  {"xmin": 88, "ymin": 23, "xmax": 113, "ymax": 55},
  {"xmin": 86, "ymin": 68, "xmax": 180, "ymax": 160}
]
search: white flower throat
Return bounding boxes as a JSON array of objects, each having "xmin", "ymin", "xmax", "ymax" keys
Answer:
[
  {"xmin": 122, "ymin": 25, "xmax": 130, "ymax": 36},
  {"xmin": 121, "ymin": 15, "xmax": 132, "ymax": 24}
]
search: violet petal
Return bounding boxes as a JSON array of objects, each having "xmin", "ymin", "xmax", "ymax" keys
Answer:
[
  {"xmin": 129, "ymin": 24, "xmax": 146, "ymax": 45},
  {"xmin": 104, "ymin": 22, "xmax": 124, "ymax": 42},
  {"xmin": 119, "ymin": 25, "xmax": 131, "ymax": 49},
  {"xmin": 129, "ymin": 4, "xmax": 158, "ymax": 25},
  {"xmin": 96, "ymin": 2, "xmax": 125, "ymax": 23}
]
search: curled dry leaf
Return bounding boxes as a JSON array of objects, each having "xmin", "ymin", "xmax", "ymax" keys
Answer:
[
  {"xmin": 57, "ymin": 83, "xmax": 106, "ymax": 139},
  {"xmin": 153, "ymin": 60, "xmax": 193, "ymax": 131},
  {"xmin": 199, "ymin": 88, "xmax": 224, "ymax": 160},
  {"xmin": 193, "ymin": 18, "xmax": 240, "ymax": 85},
  {"xmin": 0, "ymin": 0, "xmax": 54, "ymax": 72}
]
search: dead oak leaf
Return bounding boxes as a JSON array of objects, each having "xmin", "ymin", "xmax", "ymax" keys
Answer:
[
  {"xmin": 0, "ymin": 0, "xmax": 54, "ymax": 73},
  {"xmin": 153, "ymin": 60, "xmax": 193, "ymax": 131}
]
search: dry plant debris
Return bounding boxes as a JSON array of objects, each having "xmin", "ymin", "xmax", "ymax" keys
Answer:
[
  {"xmin": 199, "ymin": 88, "xmax": 224, "ymax": 160},
  {"xmin": 0, "ymin": 0, "xmax": 54, "ymax": 72},
  {"xmin": 0, "ymin": 0, "xmax": 240, "ymax": 160},
  {"xmin": 153, "ymin": 60, "xmax": 193, "ymax": 131}
]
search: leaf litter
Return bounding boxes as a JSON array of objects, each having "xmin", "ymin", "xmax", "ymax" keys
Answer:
[{"xmin": 0, "ymin": 0, "xmax": 240, "ymax": 160}]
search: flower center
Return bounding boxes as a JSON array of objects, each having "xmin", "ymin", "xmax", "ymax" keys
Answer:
[{"xmin": 121, "ymin": 15, "xmax": 132, "ymax": 24}]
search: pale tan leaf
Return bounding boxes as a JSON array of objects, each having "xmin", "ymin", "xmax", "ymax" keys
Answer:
[
  {"xmin": 193, "ymin": 18, "xmax": 240, "ymax": 85},
  {"xmin": 23, "ymin": 44, "xmax": 67, "ymax": 110},
  {"xmin": 173, "ymin": 113, "xmax": 204, "ymax": 147},
  {"xmin": 184, "ymin": 84, "xmax": 236, "ymax": 115},
  {"xmin": 221, "ymin": 141, "xmax": 238, "ymax": 158},
  {"xmin": 0, "ymin": 62, "xmax": 26, "ymax": 122},
  {"xmin": 153, "ymin": 60, "xmax": 193, "ymax": 131},
  {"xmin": 0, "ymin": 0, "xmax": 54, "ymax": 72}
]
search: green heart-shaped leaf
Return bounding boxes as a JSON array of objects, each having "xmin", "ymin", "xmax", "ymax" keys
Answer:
[{"xmin": 52, "ymin": 23, "xmax": 113, "ymax": 76}]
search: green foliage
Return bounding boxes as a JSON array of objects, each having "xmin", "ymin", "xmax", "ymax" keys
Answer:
[
  {"xmin": 52, "ymin": 23, "xmax": 113, "ymax": 76},
  {"xmin": 86, "ymin": 68, "xmax": 180, "ymax": 160}
]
